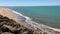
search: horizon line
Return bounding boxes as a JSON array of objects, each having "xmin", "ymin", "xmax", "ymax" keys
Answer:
[{"xmin": 0, "ymin": 5, "xmax": 60, "ymax": 7}]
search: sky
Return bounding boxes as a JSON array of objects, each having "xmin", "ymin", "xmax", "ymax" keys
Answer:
[{"xmin": 0, "ymin": 0, "xmax": 60, "ymax": 6}]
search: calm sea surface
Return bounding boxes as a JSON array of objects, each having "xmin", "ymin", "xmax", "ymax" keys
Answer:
[{"xmin": 1, "ymin": 6, "xmax": 60, "ymax": 29}]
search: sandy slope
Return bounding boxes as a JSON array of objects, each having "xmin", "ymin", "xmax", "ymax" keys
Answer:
[
  {"xmin": 0, "ymin": 8, "xmax": 21, "ymax": 24},
  {"xmin": 0, "ymin": 8, "xmax": 16, "ymax": 19}
]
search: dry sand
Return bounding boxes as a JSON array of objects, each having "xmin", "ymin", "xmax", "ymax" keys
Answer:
[{"xmin": 0, "ymin": 8, "xmax": 16, "ymax": 19}]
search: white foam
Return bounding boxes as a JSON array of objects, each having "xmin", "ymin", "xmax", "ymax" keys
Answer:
[{"xmin": 11, "ymin": 10, "xmax": 31, "ymax": 20}]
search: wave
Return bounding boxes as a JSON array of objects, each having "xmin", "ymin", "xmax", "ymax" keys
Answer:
[{"xmin": 8, "ymin": 8, "xmax": 60, "ymax": 33}]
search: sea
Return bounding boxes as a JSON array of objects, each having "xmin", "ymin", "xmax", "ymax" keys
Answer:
[{"xmin": 1, "ymin": 6, "xmax": 60, "ymax": 29}]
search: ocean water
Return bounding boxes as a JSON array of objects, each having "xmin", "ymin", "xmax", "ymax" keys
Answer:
[{"xmin": 1, "ymin": 6, "xmax": 60, "ymax": 29}]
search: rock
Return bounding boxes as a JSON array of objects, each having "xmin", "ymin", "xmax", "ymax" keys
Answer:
[
  {"xmin": 2, "ymin": 32, "xmax": 13, "ymax": 34},
  {"xmin": 1, "ymin": 25, "xmax": 10, "ymax": 32},
  {"xmin": 33, "ymin": 31, "xmax": 40, "ymax": 34},
  {"xmin": 21, "ymin": 31, "xmax": 28, "ymax": 34}
]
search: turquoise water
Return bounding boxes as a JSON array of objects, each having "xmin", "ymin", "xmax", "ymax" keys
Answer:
[{"xmin": 2, "ymin": 6, "xmax": 60, "ymax": 28}]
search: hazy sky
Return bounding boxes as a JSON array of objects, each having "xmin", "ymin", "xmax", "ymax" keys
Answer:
[{"xmin": 0, "ymin": 0, "xmax": 60, "ymax": 6}]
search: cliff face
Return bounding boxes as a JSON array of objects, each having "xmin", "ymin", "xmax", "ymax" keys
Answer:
[{"xmin": 0, "ymin": 8, "xmax": 60, "ymax": 34}]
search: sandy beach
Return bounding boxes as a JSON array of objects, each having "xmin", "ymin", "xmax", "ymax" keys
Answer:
[{"xmin": 0, "ymin": 8, "xmax": 16, "ymax": 19}]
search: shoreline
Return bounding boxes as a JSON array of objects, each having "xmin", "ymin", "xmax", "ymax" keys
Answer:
[
  {"xmin": 0, "ymin": 8, "xmax": 60, "ymax": 34},
  {"xmin": 10, "ymin": 8, "xmax": 60, "ymax": 32},
  {"xmin": 10, "ymin": 8, "xmax": 60, "ymax": 30}
]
